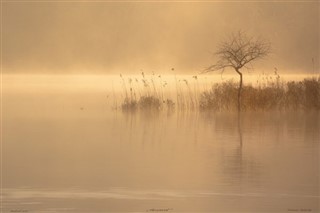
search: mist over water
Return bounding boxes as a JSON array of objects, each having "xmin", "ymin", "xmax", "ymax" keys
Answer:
[
  {"xmin": 3, "ymin": 2, "xmax": 319, "ymax": 74},
  {"xmin": 2, "ymin": 1, "xmax": 320, "ymax": 212},
  {"xmin": 2, "ymin": 74, "xmax": 319, "ymax": 212}
]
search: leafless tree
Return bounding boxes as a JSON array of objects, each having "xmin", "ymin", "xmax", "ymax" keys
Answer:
[{"xmin": 204, "ymin": 31, "xmax": 271, "ymax": 111}]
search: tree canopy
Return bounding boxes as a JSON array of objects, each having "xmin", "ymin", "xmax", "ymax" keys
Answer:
[
  {"xmin": 205, "ymin": 31, "xmax": 271, "ymax": 73},
  {"xmin": 204, "ymin": 31, "xmax": 271, "ymax": 111}
]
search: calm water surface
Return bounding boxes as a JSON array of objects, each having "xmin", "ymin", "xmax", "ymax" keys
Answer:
[{"xmin": 2, "ymin": 75, "xmax": 319, "ymax": 212}]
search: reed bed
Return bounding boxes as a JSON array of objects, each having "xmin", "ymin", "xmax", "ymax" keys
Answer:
[
  {"xmin": 200, "ymin": 76, "xmax": 320, "ymax": 111},
  {"xmin": 117, "ymin": 72, "xmax": 201, "ymax": 111},
  {"xmin": 115, "ymin": 72, "xmax": 320, "ymax": 111}
]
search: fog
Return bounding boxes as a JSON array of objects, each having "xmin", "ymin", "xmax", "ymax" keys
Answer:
[
  {"xmin": 2, "ymin": 1, "xmax": 319, "ymax": 74},
  {"xmin": 2, "ymin": 2, "xmax": 320, "ymax": 212}
]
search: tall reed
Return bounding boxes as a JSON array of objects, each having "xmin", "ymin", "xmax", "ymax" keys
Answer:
[
  {"xmin": 116, "ymin": 72, "xmax": 320, "ymax": 111},
  {"xmin": 200, "ymin": 75, "xmax": 320, "ymax": 111}
]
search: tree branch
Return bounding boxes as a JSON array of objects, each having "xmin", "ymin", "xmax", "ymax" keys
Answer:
[{"xmin": 205, "ymin": 32, "xmax": 270, "ymax": 73}]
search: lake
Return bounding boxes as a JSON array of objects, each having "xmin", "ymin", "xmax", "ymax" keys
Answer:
[{"xmin": 2, "ymin": 74, "xmax": 319, "ymax": 212}]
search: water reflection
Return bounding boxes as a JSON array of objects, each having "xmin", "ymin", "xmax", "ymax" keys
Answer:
[
  {"xmin": 3, "ymin": 74, "xmax": 320, "ymax": 212},
  {"xmin": 3, "ymin": 98, "xmax": 319, "ymax": 212},
  {"xmin": 115, "ymin": 110, "xmax": 319, "ymax": 196}
]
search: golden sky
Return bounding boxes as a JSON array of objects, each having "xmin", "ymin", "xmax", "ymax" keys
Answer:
[{"xmin": 1, "ymin": 1, "xmax": 319, "ymax": 74}]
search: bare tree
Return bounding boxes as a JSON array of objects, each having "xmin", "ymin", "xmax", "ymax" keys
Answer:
[{"xmin": 204, "ymin": 31, "xmax": 271, "ymax": 111}]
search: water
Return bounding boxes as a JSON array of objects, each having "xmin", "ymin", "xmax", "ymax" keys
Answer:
[{"xmin": 2, "ymin": 75, "xmax": 319, "ymax": 212}]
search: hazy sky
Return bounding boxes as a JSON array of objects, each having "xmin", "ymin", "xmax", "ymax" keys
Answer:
[{"xmin": 2, "ymin": 1, "xmax": 319, "ymax": 74}]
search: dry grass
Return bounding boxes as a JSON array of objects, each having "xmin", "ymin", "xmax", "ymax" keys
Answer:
[
  {"xmin": 119, "ymin": 72, "xmax": 199, "ymax": 111},
  {"xmin": 200, "ymin": 76, "xmax": 320, "ymax": 111},
  {"xmin": 117, "ymin": 72, "xmax": 320, "ymax": 111}
]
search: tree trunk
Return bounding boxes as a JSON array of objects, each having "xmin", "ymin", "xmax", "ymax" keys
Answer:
[{"xmin": 235, "ymin": 68, "xmax": 243, "ymax": 112}]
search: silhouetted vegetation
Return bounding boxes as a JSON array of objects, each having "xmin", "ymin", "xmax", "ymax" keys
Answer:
[
  {"xmin": 117, "ymin": 72, "xmax": 320, "ymax": 112},
  {"xmin": 119, "ymin": 72, "xmax": 176, "ymax": 111},
  {"xmin": 203, "ymin": 31, "xmax": 271, "ymax": 111},
  {"xmin": 200, "ymin": 77, "xmax": 320, "ymax": 111}
]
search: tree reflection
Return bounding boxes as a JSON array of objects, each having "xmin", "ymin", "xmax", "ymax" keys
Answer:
[{"xmin": 238, "ymin": 111, "xmax": 243, "ymax": 147}]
